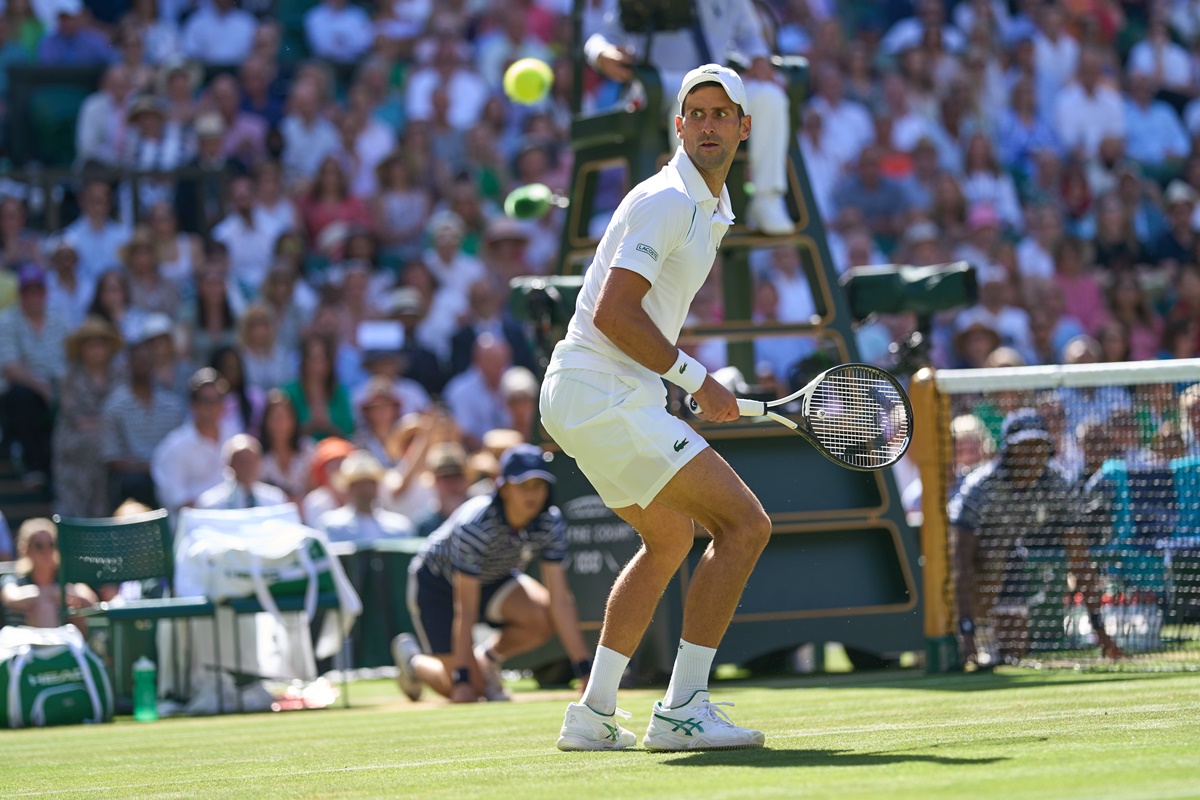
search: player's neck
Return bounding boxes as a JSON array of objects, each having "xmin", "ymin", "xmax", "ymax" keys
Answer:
[{"xmin": 693, "ymin": 161, "xmax": 730, "ymax": 199}]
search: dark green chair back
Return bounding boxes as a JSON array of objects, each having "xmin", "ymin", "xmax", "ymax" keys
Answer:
[{"xmin": 53, "ymin": 510, "xmax": 173, "ymax": 592}]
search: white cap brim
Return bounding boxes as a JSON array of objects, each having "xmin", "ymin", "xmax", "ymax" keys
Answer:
[{"xmin": 677, "ymin": 64, "xmax": 748, "ymax": 116}]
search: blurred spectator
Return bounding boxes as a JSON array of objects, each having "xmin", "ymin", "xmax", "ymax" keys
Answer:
[
  {"xmin": 1032, "ymin": 3, "xmax": 1078, "ymax": 110},
  {"xmin": 405, "ymin": 33, "xmax": 488, "ymax": 132},
  {"xmin": 1123, "ymin": 71, "xmax": 1188, "ymax": 176},
  {"xmin": 283, "ymin": 333, "xmax": 354, "ymax": 441},
  {"xmin": 5, "ymin": 0, "xmax": 44, "ymax": 62},
  {"xmin": 254, "ymin": 160, "xmax": 297, "ymax": 233},
  {"xmin": 259, "ymin": 264, "xmax": 309, "ymax": 354},
  {"xmin": 113, "ymin": 21, "xmax": 154, "ymax": 93},
  {"xmin": 444, "ymin": 332, "xmax": 513, "ymax": 451},
  {"xmin": 150, "ymin": 367, "xmax": 233, "ymax": 516},
  {"xmin": 1, "ymin": 518, "xmax": 97, "ymax": 628},
  {"xmin": 195, "ymin": 433, "xmax": 287, "ymax": 509},
  {"xmin": 353, "ymin": 375, "xmax": 403, "ymax": 468},
  {"xmin": 1128, "ymin": 18, "xmax": 1191, "ymax": 93},
  {"xmin": 318, "ymin": 451, "xmax": 414, "ymax": 545},
  {"xmin": 0, "ymin": 196, "xmax": 40, "ymax": 270},
  {"xmin": 63, "ymin": 180, "xmax": 130, "ymax": 283},
  {"xmin": 994, "ymin": 77, "xmax": 1060, "ymax": 178},
  {"xmin": 181, "ymin": 266, "xmax": 239, "ymax": 370},
  {"xmin": 962, "ymin": 132, "xmax": 1022, "ymax": 231},
  {"xmin": 1053, "ymin": 47, "xmax": 1125, "ymax": 160},
  {"xmin": 500, "ymin": 366, "xmax": 538, "ymax": 442},
  {"xmin": 372, "ymin": 151, "xmax": 432, "ymax": 260},
  {"xmin": 206, "ymin": 72, "xmax": 267, "ymax": 167},
  {"xmin": 210, "ymin": 345, "xmax": 264, "ymax": 436},
  {"xmin": 1151, "ymin": 181, "xmax": 1198, "ymax": 265},
  {"xmin": 449, "ymin": 277, "xmax": 535, "ymax": 379},
  {"xmin": 0, "ymin": 264, "xmax": 69, "ymax": 486},
  {"xmin": 475, "ymin": 0, "xmax": 553, "ymax": 90},
  {"xmin": 300, "ymin": 435, "xmax": 354, "ymax": 525},
  {"xmin": 809, "ymin": 61, "xmax": 875, "ymax": 167},
  {"xmin": 1159, "ymin": 314, "xmax": 1200, "ymax": 359},
  {"xmin": 52, "ymin": 315, "xmax": 122, "ymax": 517},
  {"xmin": 173, "ymin": 112, "xmax": 236, "ymax": 234},
  {"xmin": 160, "ymin": 60, "xmax": 201, "ymax": 128},
  {"xmin": 0, "ymin": 509, "xmax": 10, "ymax": 561},
  {"xmin": 238, "ymin": 303, "xmax": 293, "ymax": 391},
  {"xmin": 86, "ymin": 268, "xmax": 134, "ymax": 335},
  {"xmin": 100, "ymin": 316, "xmax": 186, "ymax": 510},
  {"xmin": 304, "ymin": 0, "xmax": 374, "ymax": 65},
  {"xmin": 43, "ymin": 235, "xmax": 91, "ymax": 327},
  {"xmin": 258, "ymin": 389, "xmax": 315, "ymax": 502},
  {"xmin": 388, "ymin": 276, "xmax": 449, "ymax": 391},
  {"xmin": 180, "ymin": 0, "xmax": 255, "ymax": 66},
  {"xmin": 952, "ymin": 317, "xmax": 1001, "ymax": 370},
  {"xmin": 37, "ymin": 0, "xmax": 113, "ymax": 66},
  {"xmin": 123, "ymin": 227, "xmax": 180, "ymax": 318},
  {"xmin": 1016, "ymin": 204, "xmax": 1062, "ymax": 280},
  {"xmin": 142, "ymin": 310, "xmax": 189, "ymax": 395},
  {"xmin": 412, "ymin": 442, "xmax": 470, "ymax": 537},
  {"xmin": 1095, "ymin": 318, "xmax": 1131, "ymax": 363},
  {"xmin": 1091, "ymin": 193, "xmax": 1146, "ymax": 272},
  {"xmin": 1107, "ymin": 271, "xmax": 1163, "ymax": 362},
  {"xmin": 239, "ymin": 54, "xmax": 284, "ymax": 128},
  {"xmin": 121, "ymin": 0, "xmax": 181, "ymax": 65},
  {"xmin": 146, "ymin": 201, "xmax": 201, "ymax": 288},
  {"xmin": 299, "ymin": 156, "xmax": 373, "ymax": 252},
  {"xmin": 120, "ymin": 95, "xmax": 192, "ymax": 216},
  {"xmin": 75, "ymin": 64, "xmax": 132, "ymax": 170},
  {"xmin": 212, "ymin": 174, "xmax": 285, "ymax": 294},
  {"xmin": 833, "ymin": 145, "xmax": 911, "ymax": 243},
  {"xmin": 280, "ymin": 78, "xmax": 340, "ymax": 184}
]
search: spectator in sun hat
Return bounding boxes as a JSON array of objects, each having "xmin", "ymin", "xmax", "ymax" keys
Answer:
[
  {"xmin": 53, "ymin": 315, "xmax": 123, "ymax": 517},
  {"xmin": 394, "ymin": 443, "xmax": 591, "ymax": 704},
  {"xmin": 0, "ymin": 263, "xmax": 71, "ymax": 487},
  {"xmin": 43, "ymin": 233, "xmax": 92, "ymax": 328},
  {"xmin": 317, "ymin": 450, "xmax": 414, "ymax": 545},
  {"xmin": 352, "ymin": 375, "xmax": 403, "ymax": 468}
]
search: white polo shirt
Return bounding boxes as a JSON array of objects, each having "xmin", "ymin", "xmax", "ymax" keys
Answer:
[{"xmin": 548, "ymin": 147, "xmax": 733, "ymax": 384}]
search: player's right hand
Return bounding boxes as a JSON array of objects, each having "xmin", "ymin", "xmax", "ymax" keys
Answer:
[
  {"xmin": 691, "ymin": 376, "xmax": 739, "ymax": 423},
  {"xmin": 596, "ymin": 46, "xmax": 634, "ymax": 82}
]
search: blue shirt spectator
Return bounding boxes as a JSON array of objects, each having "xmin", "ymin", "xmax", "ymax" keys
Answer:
[
  {"xmin": 993, "ymin": 79, "xmax": 1060, "ymax": 177},
  {"xmin": 1123, "ymin": 72, "xmax": 1189, "ymax": 168},
  {"xmin": 37, "ymin": 3, "xmax": 114, "ymax": 67}
]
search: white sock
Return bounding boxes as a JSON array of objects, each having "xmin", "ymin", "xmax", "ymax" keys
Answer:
[
  {"xmin": 580, "ymin": 645, "xmax": 629, "ymax": 716},
  {"xmin": 663, "ymin": 640, "xmax": 716, "ymax": 708}
]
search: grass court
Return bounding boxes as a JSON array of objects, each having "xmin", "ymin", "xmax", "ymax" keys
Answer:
[{"xmin": 3, "ymin": 668, "xmax": 1198, "ymax": 799}]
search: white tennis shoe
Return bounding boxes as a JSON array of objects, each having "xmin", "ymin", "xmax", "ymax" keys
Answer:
[
  {"xmin": 643, "ymin": 691, "xmax": 765, "ymax": 751},
  {"xmin": 556, "ymin": 703, "xmax": 637, "ymax": 751},
  {"xmin": 391, "ymin": 633, "xmax": 423, "ymax": 701}
]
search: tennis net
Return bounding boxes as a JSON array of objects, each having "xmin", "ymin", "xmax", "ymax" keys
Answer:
[{"xmin": 917, "ymin": 359, "xmax": 1200, "ymax": 671}]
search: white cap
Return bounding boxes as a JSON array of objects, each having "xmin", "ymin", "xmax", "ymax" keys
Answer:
[{"xmin": 677, "ymin": 64, "xmax": 748, "ymax": 116}]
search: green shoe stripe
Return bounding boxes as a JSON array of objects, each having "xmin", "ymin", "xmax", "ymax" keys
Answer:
[{"xmin": 653, "ymin": 713, "xmax": 704, "ymax": 736}]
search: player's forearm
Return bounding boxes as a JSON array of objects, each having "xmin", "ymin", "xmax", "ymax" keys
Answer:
[
  {"xmin": 951, "ymin": 527, "xmax": 976, "ymax": 621},
  {"xmin": 595, "ymin": 305, "xmax": 678, "ymax": 375},
  {"xmin": 450, "ymin": 604, "xmax": 477, "ymax": 670}
]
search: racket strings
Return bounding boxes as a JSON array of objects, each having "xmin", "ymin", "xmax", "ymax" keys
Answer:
[{"xmin": 809, "ymin": 367, "xmax": 911, "ymax": 468}]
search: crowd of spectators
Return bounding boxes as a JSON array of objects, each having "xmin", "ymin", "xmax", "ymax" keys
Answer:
[{"xmin": 2, "ymin": 0, "xmax": 1200, "ymax": 545}]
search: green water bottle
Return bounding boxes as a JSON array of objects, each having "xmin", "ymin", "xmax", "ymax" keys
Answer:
[{"xmin": 132, "ymin": 657, "xmax": 158, "ymax": 722}]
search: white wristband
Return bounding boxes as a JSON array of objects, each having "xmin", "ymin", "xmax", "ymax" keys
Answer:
[{"xmin": 663, "ymin": 349, "xmax": 706, "ymax": 395}]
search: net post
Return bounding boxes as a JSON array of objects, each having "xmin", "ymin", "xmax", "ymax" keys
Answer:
[{"xmin": 909, "ymin": 367, "xmax": 959, "ymax": 672}]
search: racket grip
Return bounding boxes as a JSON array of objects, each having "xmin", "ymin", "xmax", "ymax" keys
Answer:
[{"xmin": 686, "ymin": 396, "xmax": 767, "ymax": 417}]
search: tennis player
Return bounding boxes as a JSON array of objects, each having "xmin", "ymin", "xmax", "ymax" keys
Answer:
[{"xmin": 540, "ymin": 64, "xmax": 772, "ymax": 751}]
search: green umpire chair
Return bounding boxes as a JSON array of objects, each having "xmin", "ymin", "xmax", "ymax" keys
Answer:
[{"xmin": 53, "ymin": 509, "xmax": 225, "ymax": 714}]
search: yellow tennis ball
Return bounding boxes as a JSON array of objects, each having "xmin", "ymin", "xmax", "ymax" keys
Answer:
[{"xmin": 504, "ymin": 58, "xmax": 553, "ymax": 105}]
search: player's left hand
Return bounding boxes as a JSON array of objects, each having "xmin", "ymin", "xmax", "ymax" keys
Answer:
[{"xmin": 450, "ymin": 683, "xmax": 479, "ymax": 704}]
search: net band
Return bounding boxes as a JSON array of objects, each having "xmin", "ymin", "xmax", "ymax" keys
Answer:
[{"xmin": 936, "ymin": 358, "xmax": 1200, "ymax": 395}]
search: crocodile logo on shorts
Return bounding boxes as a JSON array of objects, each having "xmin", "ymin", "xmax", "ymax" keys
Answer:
[
  {"xmin": 636, "ymin": 243, "xmax": 659, "ymax": 261},
  {"xmin": 674, "ymin": 439, "xmax": 689, "ymax": 452}
]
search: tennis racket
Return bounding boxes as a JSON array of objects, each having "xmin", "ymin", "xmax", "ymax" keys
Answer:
[{"xmin": 688, "ymin": 363, "xmax": 913, "ymax": 471}]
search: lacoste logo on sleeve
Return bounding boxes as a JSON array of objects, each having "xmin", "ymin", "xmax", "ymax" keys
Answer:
[
  {"xmin": 678, "ymin": 363, "xmax": 687, "ymax": 374},
  {"xmin": 636, "ymin": 243, "xmax": 659, "ymax": 261},
  {"xmin": 673, "ymin": 439, "xmax": 689, "ymax": 452}
]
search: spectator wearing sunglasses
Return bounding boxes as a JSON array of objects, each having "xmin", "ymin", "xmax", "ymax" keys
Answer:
[{"xmin": 1, "ymin": 518, "xmax": 97, "ymax": 629}]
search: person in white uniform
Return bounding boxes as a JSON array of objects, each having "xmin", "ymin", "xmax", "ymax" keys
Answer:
[
  {"xmin": 541, "ymin": 65, "xmax": 772, "ymax": 752},
  {"xmin": 584, "ymin": 0, "xmax": 796, "ymax": 235}
]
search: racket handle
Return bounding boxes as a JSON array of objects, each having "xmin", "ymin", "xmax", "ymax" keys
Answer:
[{"xmin": 686, "ymin": 396, "xmax": 768, "ymax": 417}]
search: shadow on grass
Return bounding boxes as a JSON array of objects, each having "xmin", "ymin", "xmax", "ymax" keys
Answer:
[
  {"xmin": 728, "ymin": 669, "xmax": 1173, "ymax": 694},
  {"xmin": 658, "ymin": 747, "xmax": 1011, "ymax": 768}
]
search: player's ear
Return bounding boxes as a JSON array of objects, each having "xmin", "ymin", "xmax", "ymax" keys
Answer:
[
  {"xmin": 740, "ymin": 113, "xmax": 752, "ymax": 142},
  {"xmin": 675, "ymin": 114, "xmax": 684, "ymax": 141}
]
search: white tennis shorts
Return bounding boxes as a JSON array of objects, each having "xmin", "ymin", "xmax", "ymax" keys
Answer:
[{"xmin": 540, "ymin": 367, "xmax": 708, "ymax": 509}]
